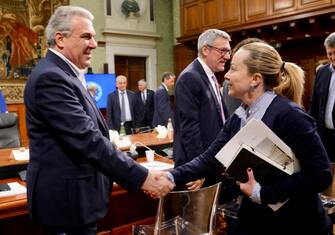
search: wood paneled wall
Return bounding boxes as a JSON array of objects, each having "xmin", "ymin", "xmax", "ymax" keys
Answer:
[
  {"xmin": 175, "ymin": 0, "xmax": 335, "ymax": 110},
  {"xmin": 180, "ymin": 0, "xmax": 335, "ymax": 40}
]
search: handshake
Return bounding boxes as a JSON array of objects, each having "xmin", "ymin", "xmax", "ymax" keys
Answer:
[{"xmin": 141, "ymin": 170, "xmax": 175, "ymax": 198}]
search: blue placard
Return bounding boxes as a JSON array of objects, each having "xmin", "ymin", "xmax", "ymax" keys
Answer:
[
  {"xmin": 85, "ymin": 74, "xmax": 116, "ymax": 108},
  {"xmin": 0, "ymin": 90, "xmax": 7, "ymax": 113}
]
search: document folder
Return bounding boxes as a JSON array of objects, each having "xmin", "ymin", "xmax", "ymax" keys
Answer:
[
  {"xmin": 225, "ymin": 144, "xmax": 290, "ymax": 183},
  {"xmin": 215, "ymin": 118, "xmax": 300, "ymax": 184}
]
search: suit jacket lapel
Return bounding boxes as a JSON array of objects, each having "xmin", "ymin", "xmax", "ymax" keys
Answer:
[
  {"xmin": 194, "ymin": 60, "xmax": 223, "ymax": 118},
  {"xmin": 47, "ymin": 51, "xmax": 109, "ymax": 135},
  {"xmin": 322, "ymin": 68, "xmax": 332, "ymax": 109},
  {"xmin": 73, "ymin": 73, "xmax": 110, "ymax": 135}
]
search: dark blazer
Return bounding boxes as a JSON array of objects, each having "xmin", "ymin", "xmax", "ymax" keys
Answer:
[
  {"xmin": 135, "ymin": 89, "xmax": 155, "ymax": 127},
  {"xmin": 171, "ymin": 95, "xmax": 332, "ymax": 235},
  {"xmin": 106, "ymin": 89, "xmax": 137, "ymax": 132},
  {"xmin": 24, "ymin": 50, "xmax": 148, "ymax": 226},
  {"xmin": 309, "ymin": 64, "xmax": 335, "ymax": 162},
  {"xmin": 152, "ymin": 84, "xmax": 173, "ymax": 127},
  {"xmin": 173, "ymin": 59, "xmax": 228, "ymax": 186},
  {"xmin": 309, "ymin": 64, "xmax": 332, "ymax": 137}
]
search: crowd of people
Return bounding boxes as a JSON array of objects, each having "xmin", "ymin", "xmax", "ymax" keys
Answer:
[{"xmin": 105, "ymin": 72, "xmax": 175, "ymax": 135}]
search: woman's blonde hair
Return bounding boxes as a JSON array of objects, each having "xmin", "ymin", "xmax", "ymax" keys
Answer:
[{"xmin": 241, "ymin": 42, "xmax": 305, "ymax": 107}]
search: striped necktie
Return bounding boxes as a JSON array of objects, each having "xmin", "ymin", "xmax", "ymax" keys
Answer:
[{"xmin": 211, "ymin": 75, "xmax": 225, "ymax": 123}]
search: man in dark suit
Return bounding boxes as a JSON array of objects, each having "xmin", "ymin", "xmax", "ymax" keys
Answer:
[
  {"xmin": 24, "ymin": 6, "xmax": 173, "ymax": 235},
  {"xmin": 152, "ymin": 72, "xmax": 175, "ymax": 127},
  {"xmin": 310, "ymin": 32, "xmax": 335, "ymax": 162},
  {"xmin": 135, "ymin": 79, "xmax": 155, "ymax": 128},
  {"xmin": 173, "ymin": 29, "xmax": 230, "ymax": 188},
  {"xmin": 107, "ymin": 75, "xmax": 137, "ymax": 134}
]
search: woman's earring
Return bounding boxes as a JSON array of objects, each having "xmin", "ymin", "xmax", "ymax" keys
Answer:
[{"xmin": 249, "ymin": 85, "xmax": 256, "ymax": 92}]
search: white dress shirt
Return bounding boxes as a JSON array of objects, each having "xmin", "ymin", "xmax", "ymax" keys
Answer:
[
  {"xmin": 325, "ymin": 65, "xmax": 335, "ymax": 129},
  {"xmin": 48, "ymin": 48, "xmax": 87, "ymax": 88},
  {"xmin": 118, "ymin": 90, "xmax": 132, "ymax": 122}
]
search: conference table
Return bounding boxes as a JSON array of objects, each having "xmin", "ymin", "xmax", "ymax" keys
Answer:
[
  {"xmin": 0, "ymin": 132, "xmax": 173, "ymax": 235},
  {"xmin": 115, "ymin": 131, "xmax": 173, "ymax": 151}
]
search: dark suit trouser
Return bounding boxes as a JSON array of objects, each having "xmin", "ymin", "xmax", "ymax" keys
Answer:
[
  {"xmin": 324, "ymin": 129, "xmax": 335, "ymax": 162},
  {"xmin": 124, "ymin": 121, "xmax": 134, "ymax": 135},
  {"xmin": 42, "ymin": 221, "xmax": 97, "ymax": 235}
]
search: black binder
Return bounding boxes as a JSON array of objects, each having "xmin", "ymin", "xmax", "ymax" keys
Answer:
[{"xmin": 225, "ymin": 144, "xmax": 290, "ymax": 184}]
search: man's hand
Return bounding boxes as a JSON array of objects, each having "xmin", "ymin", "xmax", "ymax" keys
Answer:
[
  {"xmin": 185, "ymin": 178, "xmax": 205, "ymax": 190},
  {"xmin": 141, "ymin": 170, "xmax": 175, "ymax": 198}
]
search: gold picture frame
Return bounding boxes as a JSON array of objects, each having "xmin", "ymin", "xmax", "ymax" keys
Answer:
[{"xmin": 0, "ymin": 0, "xmax": 69, "ymax": 103}]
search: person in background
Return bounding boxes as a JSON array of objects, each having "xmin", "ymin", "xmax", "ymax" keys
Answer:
[
  {"xmin": 173, "ymin": 29, "xmax": 230, "ymax": 189},
  {"xmin": 24, "ymin": 6, "xmax": 173, "ymax": 235},
  {"xmin": 135, "ymin": 79, "xmax": 155, "ymax": 128},
  {"xmin": 87, "ymin": 83, "xmax": 97, "ymax": 98},
  {"xmin": 0, "ymin": 89, "xmax": 7, "ymax": 113},
  {"xmin": 310, "ymin": 32, "xmax": 335, "ymax": 162},
  {"xmin": 315, "ymin": 59, "xmax": 330, "ymax": 73},
  {"xmin": 167, "ymin": 42, "xmax": 332, "ymax": 235},
  {"xmin": 107, "ymin": 75, "xmax": 137, "ymax": 134},
  {"xmin": 152, "ymin": 72, "xmax": 175, "ymax": 127}
]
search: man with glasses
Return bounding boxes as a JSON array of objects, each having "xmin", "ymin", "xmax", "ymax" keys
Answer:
[
  {"xmin": 310, "ymin": 32, "xmax": 335, "ymax": 162},
  {"xmin": 173, "ymin": 29, "xmax": 231, "ymax": 189}
]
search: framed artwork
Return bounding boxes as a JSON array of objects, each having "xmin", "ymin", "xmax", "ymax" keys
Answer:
[{"xmin": 0, "ymin": 0, "xmax": 69, "ymax": 103}]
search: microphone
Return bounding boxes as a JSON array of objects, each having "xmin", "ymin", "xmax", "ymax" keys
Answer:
[{"xmin": 130, "ymin": 141, "xmax": 166, "ymax": 159}]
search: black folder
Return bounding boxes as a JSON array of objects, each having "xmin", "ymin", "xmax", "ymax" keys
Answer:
[{"xmin": 225, "ymin": 145, "xmax": 289, "ymax": 184}]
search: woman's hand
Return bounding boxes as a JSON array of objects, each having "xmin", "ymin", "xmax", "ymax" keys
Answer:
[{"xmin": 239, "ymin": 168, "xmax": 257, "ymax": 197}]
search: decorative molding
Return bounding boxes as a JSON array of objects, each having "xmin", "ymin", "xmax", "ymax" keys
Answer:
[
  {"xmin": 103, "ymin": 29, "xmax": 160, "ymax": 39},
  {"xmin": 0, "ymin": 80, "xmax": 25, "ymax": 104}
]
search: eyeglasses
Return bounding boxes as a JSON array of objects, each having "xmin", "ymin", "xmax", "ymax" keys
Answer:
[{"xmin": 207, "ymin": 45, "xmax": 232, "ymax": 56}]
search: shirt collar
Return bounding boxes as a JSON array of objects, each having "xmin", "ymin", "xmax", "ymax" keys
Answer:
[
  {"xmin": 48, "ymin": 48, "xmax": 86, "ymax": 79},
  {"xmin": 162, "ymin": 83, "xmax": 168, "ymax": 91},
  {"xmin": 235, "ymin": 91, "xmax": 277, "ymax": 127},
  {"xmin": 329, "ymin": 64, "xmax": 335, "ymax": 73},
  {"xmin": 197, "ymin": 57, "xmax": 215, "ymax": 78},
  {"xmin": 118, "ymin": 89, "xmax": 126, "ymax": 94}
]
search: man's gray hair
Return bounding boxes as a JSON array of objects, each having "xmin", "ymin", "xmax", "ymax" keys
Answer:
[
  {"xmin": 116, "ymin": 75, "xmax": 127, "ymax": 82},
  {"xmin": 138, "ymin": 79, "xmax": 147, "ymax": 85},
  {"xmin": 324, "ymin": 32, "xmax": 335, "ymax": 48},
  {"xmin": 197, "ymin": 29, "xmax": 231, "ymax": 57},
  {"xmin": 45, "ymin": 6, "xmax": 94, "ymax": 47}
]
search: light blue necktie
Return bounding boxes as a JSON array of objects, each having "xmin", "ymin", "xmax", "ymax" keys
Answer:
[{"xmin": 121, "ymin": 91, "xmax": 126, "ymax": 122}]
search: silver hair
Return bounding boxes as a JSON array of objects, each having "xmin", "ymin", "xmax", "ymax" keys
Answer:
[
  {"xmin": 324, "ymin": 32, "xmax": 335, "ymax": 48},
  {"xmin": 138, "ymin": 79, "xmax": 147, "ymax": 85},
  {"xmin": 197, "ymin": 29, "xmax": 231, "ymax": 57},
  {"xmin": 116, "ymin": 75, "xmax": 127, "ymax": 82},
  {"xmin": 45, "ymin": 6, "xmax": 94, "ymax": 47}
]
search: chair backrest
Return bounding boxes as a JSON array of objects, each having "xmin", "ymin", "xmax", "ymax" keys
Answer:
[
  {"xmin": 0, "ymin": 113, "xmax": 21, "ymax": 149},
  {"xmin": 154, "ymin": 182, "xmax": 221, "ymax": 234}
]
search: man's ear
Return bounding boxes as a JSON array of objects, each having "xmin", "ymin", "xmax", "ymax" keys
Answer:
[
  {"xmin": 201, "ymin": 45, "xmax": 210, "ymax": 58},
  {"xmin": 54, "ymin": 32, "xmax": 65, "ymax": 49}
]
